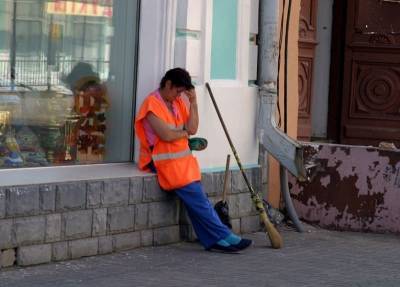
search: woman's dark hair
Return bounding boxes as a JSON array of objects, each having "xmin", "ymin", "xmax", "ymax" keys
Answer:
[{"xmin": 159, "ymin": 68, "xmax": 194, "ymax": 90}]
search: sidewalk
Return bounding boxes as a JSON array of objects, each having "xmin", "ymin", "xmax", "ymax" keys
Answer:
[{"xmin": 1, "ymin": 224, "xmax": 399, "ymax": 287}]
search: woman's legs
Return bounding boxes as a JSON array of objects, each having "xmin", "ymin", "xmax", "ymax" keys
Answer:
[{"xmin": 175, "ymin": 181, "xmax": 231, "ymax": 249}]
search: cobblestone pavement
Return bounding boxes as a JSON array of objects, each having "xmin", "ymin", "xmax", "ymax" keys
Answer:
[{"xmin": 1, "ymin": 224, "xmax": 400, "ymax": 287}]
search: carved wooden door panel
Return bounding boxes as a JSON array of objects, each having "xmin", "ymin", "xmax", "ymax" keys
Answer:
[
  {"xmin": 298, "ymin": 0, "xmax": 318, "ymax": 141},
  {"xmin": 341, "ymin": 0, "xmax": 400, "ymax": 146}
]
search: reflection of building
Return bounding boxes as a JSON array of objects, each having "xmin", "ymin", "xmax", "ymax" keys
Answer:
[{"xmin": 0, "ymin": 0, "xmax": 111, "ymax": 87}]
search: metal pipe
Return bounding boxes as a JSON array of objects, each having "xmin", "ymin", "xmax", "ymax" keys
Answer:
[
  {"xmin": 257, "ymin": 0, "xmax": 278, "ymax": 87},
  {"xmin": 257, "ymin": 0, "xmax": 307, "ymax": 181},
  {"xmin": 258, "ymin": 0, "xmax": 305, "ymax": 232}
]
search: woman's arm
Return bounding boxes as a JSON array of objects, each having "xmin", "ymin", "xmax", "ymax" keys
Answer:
[
  {"xmin": 184, "ymin": 89, "xmax": 199, "ymax": 135},
  {"xmin": 146, "ymin": 112, "xmax": 188, "ymax": 142}
]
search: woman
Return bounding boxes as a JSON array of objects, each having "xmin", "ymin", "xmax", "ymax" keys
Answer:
[{"xmin": 135, "ymin": 68, "xmax": 251, "ymax": 252}]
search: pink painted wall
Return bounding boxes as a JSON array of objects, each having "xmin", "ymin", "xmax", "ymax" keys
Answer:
[{"xmin": 289, "ymin": 143, "xmax": 400, "ymax": 233}]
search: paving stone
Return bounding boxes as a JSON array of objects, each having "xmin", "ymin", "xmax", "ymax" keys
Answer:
[
  {"xmin": 2, "ymin": 228, "xmax": 400, "ymax": 287},
  {"xmin": 0, "ymin": 188, "xmax": 5, "ymax": 218},
  {"xmin": 14, "ymin": 216, "xmax": 46, "ymax": 245},
  {"xmin": 69, "ymin": 238, "xmax": 98, "ymax": 259},
  {"xmin": 179, "ymin": 204, "xmax": 191, "ymax": 225},
  {"xmin": 0, "ymin": 219, "xmax": 13, "ymax": 249},
  {"xmin": 63, "ymin": 210, "xmax": 93, "ymax": 240},
  {"xmin": 98, "ymin": 236, "xmax": 113, "ymax": 255},
  {"xmin": 143, "ymin": 176, "xmax": 169, "ymax": 202},
  {"xmin": 226, "ymin": 194, "xmax": 240, "ymax": 218},
  {"xmin": 153, "ymin": 225, "xmax": 180, "ymax": 246},
  {"xmin": 232, "ymin": 169, "xmax": 260, "ymax": 194},
  {"xmin": 6, "ymin": 185, "xmax": 40, "ymax": 217},
  {"xmin": 249, "ymin": 167, "xmax": 262, "ymax": 195},
  {"xmin": 113, "ymin": 232, "xmax": 141, "ymax": 251},
  {"xmin": 237, "ymin": 192, "xmax": 257, "ymax": 217},
  {"xmin": 240, "ymin": 215, "xmax": 261, "ymax": 234},
  {"xmin": 102, "ymin": 179, "xmax": 130, "ymax": 207},
  {"xmin": 56, "ymin": 183, "xmax": 87, "ymax": 211},
  {"xmin": 231, "ymin": 218, "xmax": 241, "ymax": 234},
  {"xmin": 179, "ymin": 224, "xmax": 197, "ymax": 242},
  {"xmin": 148, "ymin": 200, "xmax": 179, "ymax": 228},
  {"xmin": 201, "ymin": 171, "xmax": 227, "ymax": 197},
  {"xmin": 1, "ymin": 249, "xmax": 15, "ymax": 267},
  {"xmin": 140, "ymin": 230, "xmax": 153, "ymax": 247},
  {"xmin": 87, "ymin": 181, "xmax": 103, "ymax": 208},
  {"xmin": 45, "ymin": 214, "xmax": 61, "ymax": 242},
  {"xmin": 92, "ymin": 208, "xmax": 107, "ymax": 236},
  {"xmin": 134, "ymin": 203, "xmax": 149, "ymax": 230},
  {"xmin": 52, "ymin": 242, "xmax": 68, "ymax": 262},
  {"xmin": 39, "ymin": 185, "xmax": 56, "ymax": 213},
  {"xmin": 17, "ymin": 244, "xmax": 51, "ymax": 266},
  {"xmin": 129, "ymin": 177, "xmax": 143, "ymax": 204},
  {"xmin": 107, "ymin": 206, "xmax": 135, "ymax": 234}
]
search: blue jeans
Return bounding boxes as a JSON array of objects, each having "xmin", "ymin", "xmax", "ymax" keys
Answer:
[{"xmin": 175, "ymin": 181, "xmax": 231, "ymax": 249}]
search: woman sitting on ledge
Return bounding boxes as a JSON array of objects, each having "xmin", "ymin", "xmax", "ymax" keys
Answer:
[{"xmin": 135, "ymin": 68, "xmax": 251, "ymax": 253}]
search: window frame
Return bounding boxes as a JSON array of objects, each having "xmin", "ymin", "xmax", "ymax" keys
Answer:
[
  {"xmin": 203, "ymin": 0, "xmax": 251, "ymax": 87},
  {"xmin": 0, "ymin": 0, "xmax": 140, "ymax": 179}
]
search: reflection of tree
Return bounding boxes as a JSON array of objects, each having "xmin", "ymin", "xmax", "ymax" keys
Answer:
[{"xmin": 10, "ymin": 0, "xmax": 16, "ymax": 89}]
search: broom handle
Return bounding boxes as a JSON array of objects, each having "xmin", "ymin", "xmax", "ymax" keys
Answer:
[
  {"xmin": 205, "ymin": 83, "xmax": 283, "ymax": 249},
  {"xmin": 222, "ymin": 154, "xmax": 231, "ymax": 203},
  {"xmin": 205, "ymin": 83, "xmax": 258, "ymax": 195}
]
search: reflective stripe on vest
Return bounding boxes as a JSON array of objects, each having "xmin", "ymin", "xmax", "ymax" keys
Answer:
[{"xmin": 152, "ymin": 148, "xmax": 191, "ymax": 162}]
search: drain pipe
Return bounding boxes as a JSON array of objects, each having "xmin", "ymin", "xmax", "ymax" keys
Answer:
[
  {"xmin": 257, "ymin": 0, "xmax": 306, "ymax": 181},
  {"xmin": 257, "ymin": 0, "xmax": 305, "ymax": 232}
]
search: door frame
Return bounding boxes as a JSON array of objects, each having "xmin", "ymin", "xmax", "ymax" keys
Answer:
[{"xmin": 327, "ymin": 0, "xmax": 347, "ymax": 143}]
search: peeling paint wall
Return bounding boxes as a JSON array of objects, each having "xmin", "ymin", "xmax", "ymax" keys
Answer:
[{"xmin": 289, "ymin": 143, "xmax": 400, "ymax": 233}]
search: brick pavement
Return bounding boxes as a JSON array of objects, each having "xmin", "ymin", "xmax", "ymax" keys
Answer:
[{"xmin": 0, "ymin": 224, "xmax": 399, "ymax": 287}]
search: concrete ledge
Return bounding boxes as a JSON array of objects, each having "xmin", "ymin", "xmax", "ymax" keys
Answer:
[{"xmin": 0, "ymin": 166, "xmax": 263, "ymax": 267}]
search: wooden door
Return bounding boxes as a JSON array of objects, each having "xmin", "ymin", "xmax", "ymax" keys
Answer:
[
  {"xmin": 340, "ymin": 0, "xmax": 400, "ymax": 146},
  {"xmin": 298, "ymin": 0, "xmax": 318, "ymax": 141}
]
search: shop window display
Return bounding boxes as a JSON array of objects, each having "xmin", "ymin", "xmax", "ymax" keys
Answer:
[{"xmin": 0, "ymin": 0, "xmax": 136, "ymax": 168}]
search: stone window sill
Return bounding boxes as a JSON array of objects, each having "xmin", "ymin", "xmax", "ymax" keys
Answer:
[{"xmin": 0, "ymin": 163, "xmax": 150, "ymax": 187}]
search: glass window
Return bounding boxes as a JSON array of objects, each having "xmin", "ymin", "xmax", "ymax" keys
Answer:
[
  {"xmin": 0, "ymin": 0, "xmax": 138, "ymax": 168},
  {"xmin": 210, "ymin": 0, "xmax": 238, "ymax": 80}
]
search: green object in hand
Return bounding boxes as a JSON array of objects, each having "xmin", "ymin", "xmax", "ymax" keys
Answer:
[{"xmin": 188, "ymin": 137, "xmax": 208, "ymax": 151}]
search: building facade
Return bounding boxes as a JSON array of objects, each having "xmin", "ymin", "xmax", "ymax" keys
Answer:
[
  {"xmin": 0, "ymin": 0, "xmax": 278, "ymax": 267},
  {"xmin": 291, "ymin": 0, "xmax": 400, "ymax": 234}
]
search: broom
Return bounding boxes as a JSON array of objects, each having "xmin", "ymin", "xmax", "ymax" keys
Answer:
[
  {"xmin": 214, "ymin": 154, "xmax": 232, "ymax": 229},
  {"xmin": 206, "ymin": 82, "xmax": 283, "ymax": 249}
]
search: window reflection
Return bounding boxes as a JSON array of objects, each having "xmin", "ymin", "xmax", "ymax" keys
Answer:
[{"xmin": 0, "ymin": 0, "xmax": 119, "ymax": 168}]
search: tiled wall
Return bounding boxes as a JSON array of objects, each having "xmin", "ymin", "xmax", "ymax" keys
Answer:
[{"xmin": 0, "ymin": 168, "xmax": 262, "ymax": 267}]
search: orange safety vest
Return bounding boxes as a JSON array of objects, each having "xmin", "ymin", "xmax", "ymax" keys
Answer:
[{"xmin": 135, "ymin": 92, "xmax": 201, "ymax": 190}]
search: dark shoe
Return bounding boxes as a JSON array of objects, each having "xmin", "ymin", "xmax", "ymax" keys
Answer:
[
  {"xmin": 206, "ymin": 244, "xmax": 239, "ymax": 253},
  {"xmin": 231, "ymin": 238, "xmax": 252, "ymax": 251}
]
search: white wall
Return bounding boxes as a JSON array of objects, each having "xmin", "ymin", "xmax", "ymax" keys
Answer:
[
  {"xmin": 311, "ymin": 0, "xmax": 334, "ymax": 138},
  {"xmin": 135, "ymin": 0, "xmax": 260, "ymax": 170},
  {"xmin": 193, "ymin": 85, "xmax": 259, "ymax": 171}
]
